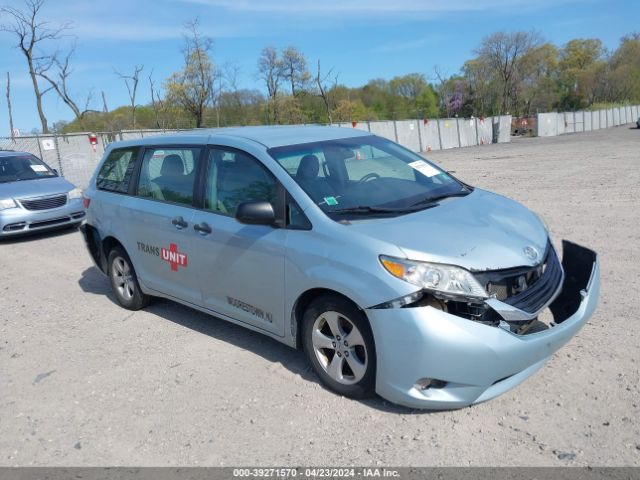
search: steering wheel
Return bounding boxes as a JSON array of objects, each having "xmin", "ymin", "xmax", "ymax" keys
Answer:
[{"xmin": 358, "ymin": 173, "xmax": 381, "ymax": 184}]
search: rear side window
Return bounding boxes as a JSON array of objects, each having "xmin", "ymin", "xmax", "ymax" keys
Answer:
[{"xmin": 96, "ymin": 148, "xmax": 138, "ymax": 193}]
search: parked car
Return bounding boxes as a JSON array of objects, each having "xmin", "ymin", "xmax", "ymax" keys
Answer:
[
  {"xmin": 0, "ymin": 150, "xmax": 85, "ymax": 237},
  {"xmin": 80, "ymin": 126, "xmax": 599, "ymax": 409},
  {"xmin": 637, "ymin": 116, "xmax": 640, "ymax": 128}
]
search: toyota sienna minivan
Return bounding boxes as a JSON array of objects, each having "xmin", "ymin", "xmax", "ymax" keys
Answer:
[{"xmin": 80, "ymin": 126, "xmax": 599, "ymax": 409}]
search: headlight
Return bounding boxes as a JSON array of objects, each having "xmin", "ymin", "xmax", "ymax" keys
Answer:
[
  {"xmin": 68, "ymin": 188, "xmax": 83, "ymax": 199},
  {"xmin": 0, "ymin": 198, "xmax": 17, "ymax": 211},
  {"xmin": 380, "ymin": 255, "xmax": 488, "ymax": 299}
]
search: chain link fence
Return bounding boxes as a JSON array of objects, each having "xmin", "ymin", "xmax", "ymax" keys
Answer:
[{"xmin": 0, "ymin": 130, "xmax": 181, "ymax": 188}]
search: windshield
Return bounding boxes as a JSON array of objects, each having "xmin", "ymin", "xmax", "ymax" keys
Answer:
[
  {"xmin": 269, "ymin": 135, "xmax": 470, "ymax": 220},
  {"xmin": 0, "ymin": 153, "xmax": 57, "ymax": 183}
]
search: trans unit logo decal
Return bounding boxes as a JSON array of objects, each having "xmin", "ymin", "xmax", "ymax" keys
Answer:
[
  {"xmin": 137, "ymin": 241, "xmax": 188, "ymax": 271},
  {"xmin": 161, "ymin": 243, "xmax": 188, "ymax": 271}
]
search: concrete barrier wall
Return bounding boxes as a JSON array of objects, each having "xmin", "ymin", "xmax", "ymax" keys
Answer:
[
  {"xmin": 477, "ymin": 118, "xmax": 493, "ymax": 145},
  {"xmin": 493, "ymin": 116, "xmax": 511, "ymax": 143},
  {"xmin": 458, "ymin": 118, "xmax": 477, "ymax": 148},
  {"xmin": 395, "ymin": 120, "xmax": 421, "ymax": 152},
  {"xmin": 575, "ymin": 111, "xmax": 585, "ymax": 132},
  {"xmin": 418, "ymin": 120, "xmax": 441, "ymax": 151},
  {"xmin": 368, "ymin": 121, "xmax": 396, "ymax": 142},
  {"xmin": 583, "ymin": 111, "xmax": 591, "ymax": 131},
  {"xmin": 564, "ymin": 112, "xmax": 575, "ymax": 133},
  {"xmin": 438, "ymin": 119, "xmax": 459, "ymax": 149},
  {"xmin": 599, "ymin": 109, "xmax": 607, "ymax": 128},
  {"xmin": 556, "ymin": 114, "xmax": 566, "ymax": 135},
  {"xmin": 537, "ymin": 112, "xmax": 558, "ymax": 136},
  {"xmin": 536, "ymin": 105, "xmax": 639, "ymax": 138},
  {"xmin": 606, "ymin": 109, "xmax": 614, "ymax": 127}
]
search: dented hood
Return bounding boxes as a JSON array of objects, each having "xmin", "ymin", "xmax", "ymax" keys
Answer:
[{"xmin": 348, "ymin": 189, "xmax": 549, "ymax": 271}]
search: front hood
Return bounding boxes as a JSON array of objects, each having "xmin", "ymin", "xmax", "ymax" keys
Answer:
[
  {"xmin": 348, "ymin": 189, "xmax": 549, "ymax": 271},
  {"xmin": 0, "ymin": 176, "xmax": 75, "ymax": 200}
]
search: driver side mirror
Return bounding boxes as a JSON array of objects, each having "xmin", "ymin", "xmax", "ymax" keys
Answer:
[{"xmin": 235, "ymin": 200, "xmax": 276, "ymax": 226}]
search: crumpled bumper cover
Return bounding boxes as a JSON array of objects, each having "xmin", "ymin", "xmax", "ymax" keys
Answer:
[{"xmin": 365, "ymin": 240, "xmax": 600, "ymax": 410}]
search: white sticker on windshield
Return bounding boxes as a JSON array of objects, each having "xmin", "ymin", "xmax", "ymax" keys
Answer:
[
  {"xmin": 30, "ymin": 164, "xmax": 48, "ymax": 172},
  {"xmin": 408, "ymin": 160, "xmax": 440, "ymax": 178}
]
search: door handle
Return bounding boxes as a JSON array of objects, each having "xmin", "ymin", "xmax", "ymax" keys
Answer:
[
  {"xmin": 193, "ymin": 222, "xmax": 212, "ymax": 235},
  {"xmin": 171, "ymin": 216, "xmax": 188, "ymax": 229}
]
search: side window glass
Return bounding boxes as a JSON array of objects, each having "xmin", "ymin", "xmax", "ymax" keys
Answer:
[
  {"xmin": 286, "ymin": 197, "xmax": 311, "ymax": 230},
  {"xmin": 96, "ymin": 148, "xmax": 138, "ymax": 193},
  {"xmin": 205, "ymin": 148, "xmax": 277, "ymax": 216},
  {"xmin": 137, "ymin": 147, "xmax": 200, "ymax": 206}
]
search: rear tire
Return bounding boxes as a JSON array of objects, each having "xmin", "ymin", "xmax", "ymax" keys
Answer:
[
  {"xmin": 302, "ymin": 295, "xmax": 376, "ymax": 399},
  {"xmin": 107, "ymin": 246, "xmax": 152, "ymax": 310}
]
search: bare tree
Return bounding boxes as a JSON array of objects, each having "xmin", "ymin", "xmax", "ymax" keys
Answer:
[
  {"xmin": 281, "ymin": 46, "xmax": 309, "ymax": 96},
  {"xmin": 165, "ymin": 19, "xmax": 216, "ymax": 128},
  {"xmin": 148, "ymin": 70, "xmax": 164, "ymax": 129},
  {"xmin": 101, "ymin": 91, "xmax": 109, "ymax": 114},
  {"xmin": 115, "ymin": 65, "xmax": 143, "ymax": 129},
  {"xmin": 257, "ymin": 46, "xmax": 284, "ymax": 123},
  {"xmin": 6, "ymin": 72, "xmax": 15, "ymax": 137},
  {"xmin": 475, "ymin": 30, "xmax": 541, "ymax": 113},
  {"xmin": 38, "ymin": 47, "xmax": 97, "ymax": 130},
  {"xmin": 433, "ymin": 66, "xmax": 452, "ymax": 117},
  {"xmin": 0, "ymin": 0, "xmax": 71, "ymax": 133},
  {"xmin": 315, "ymin": 60, "xmax": 338, "ymax": 124}
]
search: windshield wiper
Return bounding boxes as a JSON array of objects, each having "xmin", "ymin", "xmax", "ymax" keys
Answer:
[
  {"xmin": 332, "ymin": 203, "xmax": 440, "ymax": 215},
  {"xmin": 410, "ymin": 190, "xmax": 471, "ymax": 207}
]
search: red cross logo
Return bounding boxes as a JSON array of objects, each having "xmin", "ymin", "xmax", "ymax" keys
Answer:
[{"xmin": 160, "ymin": 243, "xmax": 188, "ymax": 271}]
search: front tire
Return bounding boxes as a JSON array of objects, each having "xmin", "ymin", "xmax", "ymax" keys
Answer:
[
  {"xmin": 302, "ymin": 295, "xmax": 376, "ymax": 399},
  {"xmin": 108, "ymin": 246, "xmax": 151, "ymax": 310}
]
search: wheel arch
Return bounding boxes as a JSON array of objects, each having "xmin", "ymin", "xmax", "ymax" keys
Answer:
[{"xmin": 291, "ymin": 287, "xmax": 365, "ymax": 349}]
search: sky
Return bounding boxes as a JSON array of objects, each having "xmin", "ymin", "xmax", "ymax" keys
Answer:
[{"xmin": 0, "ymin": 0, "xmax": 638, "ymax": 135}]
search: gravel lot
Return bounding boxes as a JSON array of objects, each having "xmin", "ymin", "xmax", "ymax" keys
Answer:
[{"xmin": 1, "ymin": 125, "xmax": 639, "ymax": 467}]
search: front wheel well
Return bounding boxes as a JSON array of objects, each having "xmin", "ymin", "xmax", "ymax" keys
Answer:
[{"xmin": 292, "ymin": 288, "xmax": 364, "ymax": 349}]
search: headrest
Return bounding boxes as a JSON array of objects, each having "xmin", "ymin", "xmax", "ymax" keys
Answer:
[
  {"xmin": 160, "ymin": 154, "xmax": 184, "ymax": 176},
  {"xmin": 296, "ymin": 154, "xmax": 320, "ymax": 180}
]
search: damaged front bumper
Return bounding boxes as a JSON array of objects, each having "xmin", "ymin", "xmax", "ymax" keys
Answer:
[{"xmin": 366, "ymin": 240, "xmax": 599, "ymax": 409}]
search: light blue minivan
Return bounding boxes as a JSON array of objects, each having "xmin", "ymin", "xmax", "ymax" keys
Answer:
[
  {"xmin": 81, "ymin": 126, "xmax": 599, "ymax": 409},
  {"xmin": 0, "ymin": 150, "xmax": 85, "ymax": 236}
]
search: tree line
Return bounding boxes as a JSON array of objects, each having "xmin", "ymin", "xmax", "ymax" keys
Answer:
[{"xmin": 2, "ymin": 0, "xmax": 639, "ymax": 135}]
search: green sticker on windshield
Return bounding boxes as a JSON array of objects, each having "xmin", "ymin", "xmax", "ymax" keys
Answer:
[{"xmin": 324, "ymin": 196, "xmax": 339, "ymax": 206}]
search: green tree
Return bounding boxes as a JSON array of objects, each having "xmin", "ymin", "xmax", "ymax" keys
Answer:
[
  {"xmin": 558, "ymin": 38, "xmax": 605, "ymax": 108},
  {"xmin": 165, "ymin": 19, "xmax": 216, "ymax": 128},
  {"xmin": 281, "ymin": 46, "xmax": 310, "ymax": 96}
]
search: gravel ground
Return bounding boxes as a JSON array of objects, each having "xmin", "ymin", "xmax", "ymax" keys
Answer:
[{"xmin": 1, "ymin": 125, "xmax": 639, "ymax": 467}]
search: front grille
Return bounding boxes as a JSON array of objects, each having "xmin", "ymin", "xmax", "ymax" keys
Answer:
[
  {"xmin": 504, "ymin": 246, "xmax": 562, "ymax": 313},
  {"xmin": 19, "ymin": 194, "xmax": 67, "ymax": 211},
  {"xmin": 476, "ymin": 243, "xmax": 563, "ymax": 314}
]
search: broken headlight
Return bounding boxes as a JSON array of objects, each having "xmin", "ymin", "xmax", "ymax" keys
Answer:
[{"xmin": 380, "ymin": 255, "xmax": 488, "ymax": 300}]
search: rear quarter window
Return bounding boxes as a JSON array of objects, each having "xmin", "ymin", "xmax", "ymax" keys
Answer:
[{"xmin": 96, "ymin": 148, "xmax": 139, "ymax": 193}]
